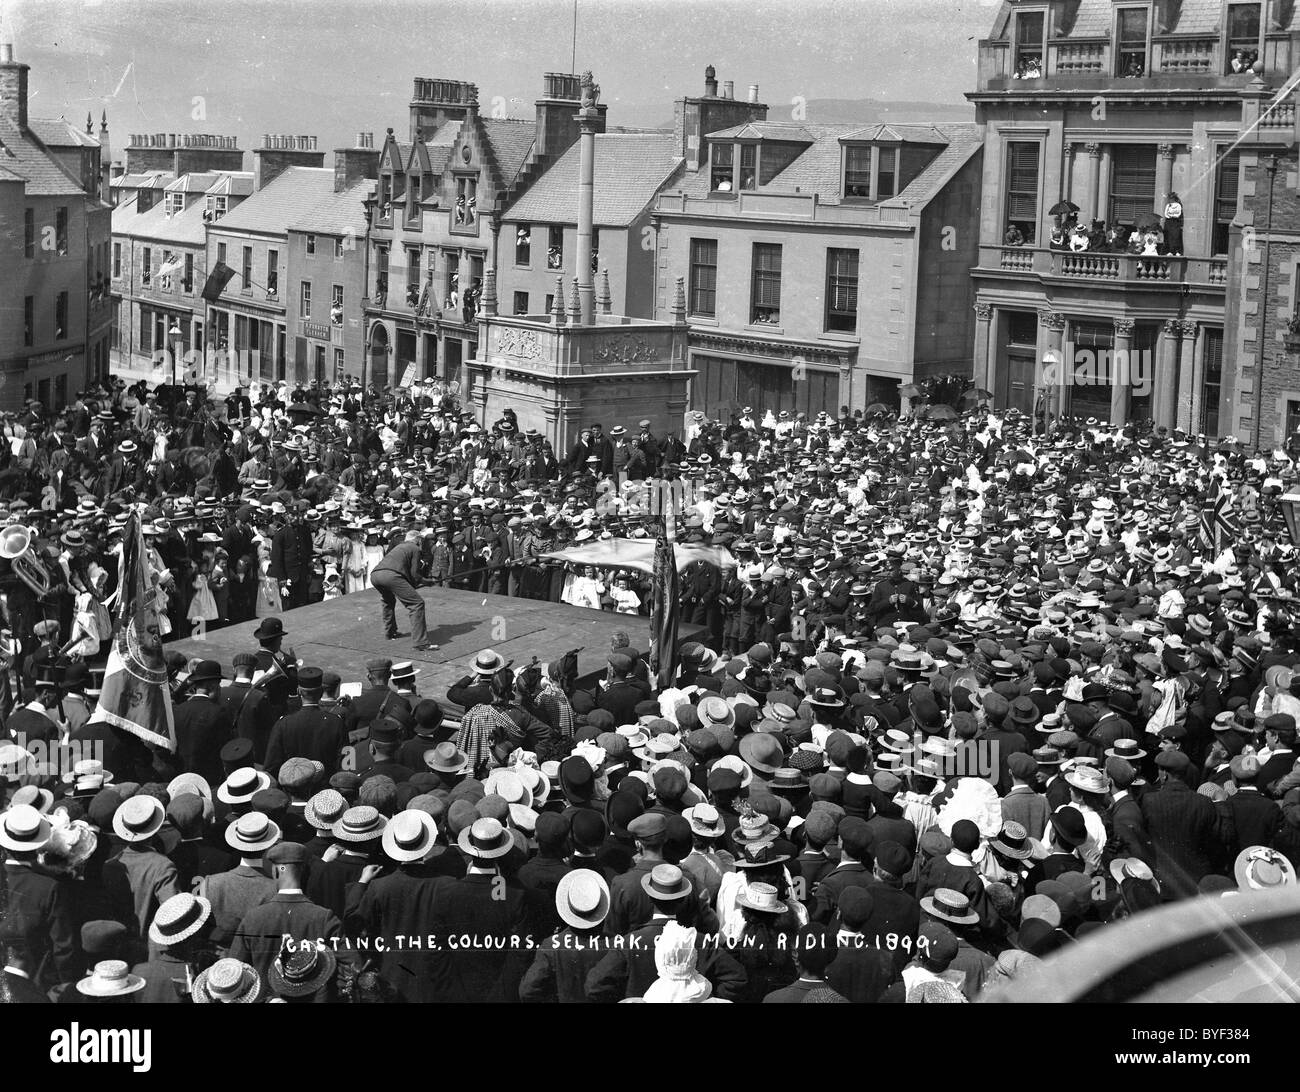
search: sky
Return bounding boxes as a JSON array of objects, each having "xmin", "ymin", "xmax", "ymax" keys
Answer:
[{"xmin": 5, "ymin": 0, "xmax": 1000, "ymax": 155}]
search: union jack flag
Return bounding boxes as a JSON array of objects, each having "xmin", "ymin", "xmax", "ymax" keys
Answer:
[{"xmin": 1199, "ymin": 487, "xmax": 1240, "ymax": 554}]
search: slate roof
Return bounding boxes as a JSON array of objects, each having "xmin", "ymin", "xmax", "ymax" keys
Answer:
[
  {"xmin": 112, "ymin": 171, "xmax": 176, "ymax": 191},
  {"xmin": 989, "ymin": 0, "xmax": 1294, "ymax": 40},
  {"xmin": 0, "ymin": 115, "xmax": 90, "ymax": 196},
  {"xmin": 480, "ymin": 118, "xmax": 537, "ymax": 188},
  {"xmin": 211, "ymin": 166, "xmax": 335, "ymax": 236},
  {"xmin": 668, "ymin": 122, "xmax": 981, "ymax": 209},
  {"xmin": 503, "ymin": 133, "xmax": 684, "ymax": 227},
  {"xmin": 287, "ymin": 176, "xmax": 375, "ymax": 236},
  {"xmin": 113, "ymin": 191, "xmax": 208, "ymax": 245},
  {"xmin": 27, "ymin": 118, "xmax": 99, "ymax": 148}
]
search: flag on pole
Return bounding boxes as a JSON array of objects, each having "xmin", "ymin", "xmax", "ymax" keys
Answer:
[
  {"xmin": 1199, "ymin": 486, "xmax": 1239, "ymax": 554},
  {"xmin": 649, "ymin": 517, "xmax": 680, "ymax": 690},
  {"xmin": 200, "ymin": 260, "xmax": 237, "ymax": 302},
  {"xmin": 89, "ymin": 511, "xmax": 176, "ymax": 751}
]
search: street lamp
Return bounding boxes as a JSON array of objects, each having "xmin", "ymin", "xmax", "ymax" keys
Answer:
[{"xmin": 168, "ymin": 323, "xmax": 183, "ymax": 387}]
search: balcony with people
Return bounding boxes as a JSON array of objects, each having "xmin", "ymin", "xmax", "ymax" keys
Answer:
[{"xmin": 974, "ymin": 2, "xmax": 1295, "ymax": 95}]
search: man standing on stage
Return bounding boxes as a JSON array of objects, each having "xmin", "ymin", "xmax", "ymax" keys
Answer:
[{"xmin": 371, "ymin": 533, "xmax": 438, "ymax": 652}]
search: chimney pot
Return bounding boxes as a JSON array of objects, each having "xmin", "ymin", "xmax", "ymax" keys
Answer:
[
  {"xmin": 722, "ymin": 81, "xmax": 734, "ymax": 99},
  {"xmin": 748, "ymin": 84, "xmax": 759, "ymax": 104}
]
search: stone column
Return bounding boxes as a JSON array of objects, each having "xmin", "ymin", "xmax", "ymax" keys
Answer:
[
  {"xmin": 1062, "ymin": 142, "xmax": 1076, "ymax": 210},
  {"xmin": 1156, "ymin": 318, "xmax": 1180, "ymax": 429},
  {"xmin": 1156, "ymin": 143, "xmax": 1176, "ymax": 208},
  {"xmin": 1111, "ymin": 317, "xmax": 1133, "ymax": 426},
  {"xmin": 1084, "ymin": 143, "xmax": 1102, "ymax": 223},
  {"xmin": 973, "ymin": 302, "xmax": 993, "ymax": 392},
  {"xmin": 1038, "ymin": 309, "xmax": 1066, "ymax": 428},
  {"xmin": 1177, "ymin": 320, "xmax": 1198, "ymax": 433}
]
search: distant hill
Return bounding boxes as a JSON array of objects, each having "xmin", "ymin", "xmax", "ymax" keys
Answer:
[{"xmin": 607, "ymin": 96, "xmax": 975, "ymax": 132}]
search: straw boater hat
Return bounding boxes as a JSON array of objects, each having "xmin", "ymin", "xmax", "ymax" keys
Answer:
[
  {"xmin": 112, "ymin": 796, "xmax": 166, "ymax": 843},
  {"xmin": 217, "ymin": 766, "xmax": 273, "ymax": 805},
  {"xmin": 457, "ymin": 817, "xmax": 514, "ymax": 860},
  {"xmin": 192, "ymin": 958, "xmax": 262, "ymax": 1004},
  {"xmin": 332, "ymin": 806, "xmax": 387, "ymax": 843},
  {"xmin": 0, "ymin": 804, "xmax": 52, "ymax": 853},
  {"xmin": 269, "ymin": 943, "xmax": 337, "ymax": 999},
  {"xmin": 149, "ymin": 893, "xmax": 213, "ymax": 947},
  {"xmin": 76, "ymin": 960, "xmax": 147, "ymax": 998},
  {"xmin": 225, "ymin": 812, "xmax": 282, "ymax": 855},
  {"xmin": 555, "ymin": 868, "xmax": 611, "ymax": 930},
  {"xmin": 381, "ymin": 809, "xmax": 439, "ymax": 863},
  {"xmin": 919, "ymin": 887, "xmax": 981, "ymax": 926},
  {"xmin": 1234, "ymin": 846, "xmax": 1297, "ymax": 891}
]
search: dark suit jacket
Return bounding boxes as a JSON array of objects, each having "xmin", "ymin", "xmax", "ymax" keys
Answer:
[
  {"xmin": 229, "ymin": 891, "xmax": 345, "ymax": 978},
  {"xmin": 344, "ymin": 687, "xmax": 411, "ymax": 741},
  {"xmin": 1225, "ymin": 787, "xmax": 1282, "ymax": 854},
  {"xmin": 1107, "ymin": 793, "xmax": 1155, "ymax": 867},
  {"xmin": 174, "ymin": 694, "xmax": 234, "ymax": 787},
  {"xmin": 827, "ymin": 940, "xmax": 901, "ymax": 1003},
  {"xmin": 596, "ymin": 679, "xmax": 650, "ymax": 727},
  {"xmin": 811, "ymin": 861, "xmax": 874, "ymax": 925},
  {"xmin": 427, "ymin": 874, "xmax": 531, "ymax": 1003},
  {"xmin": 220, "ymin": 682, "xmax": 275, "ymax": 765},
  {"xmin": 857, "ymin": 883, "xmax": 922, "ymax": 975},
  {"xmin": 343, "ymin": 869, "xmax": 449, "ymax": 1002},
  {"xmin": 1258, "ymin": 750, "xmax": 1296, "ymax": 797},
  {"xmin": 130, "ymin": 952, "xmax": 193, "ymax": 1004},
  {"xmin": 519, "ymin": 930, "xmax": 612, "ymax": 1003},
  {"xmin": 762, "ymin": 976, "xmax": 825, "ymax": 1003},
  {"xmin": 2, "ymin": 863, "xmax": 78, "ymax": 988},
  {"xmin": 1140, "ymin": 778, "xmax": 1222, "ymax": 898},
  {"xmin": 264, "ymin": 706, "xmax": 348, "ymax": 775}
]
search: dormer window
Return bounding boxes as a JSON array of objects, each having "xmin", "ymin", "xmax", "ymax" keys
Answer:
[
  {"xmin": 844, "ymin": 147, "xmax": 871, "ymax": 197},
  {"xmin": 841, "ymin": 145, "xmax": 901, "ymax": 201},
  {"xmin": 710, "ymin": 143, "xmax": 734, "ymax": 192},
  {"xmin": 1116, "ymin": 6, "xmax": 1150, "ymax": 77},
  {"xmin": 1226, "ymin": 3, "xmax": 1262, "ymax": 74},
  {"xmin": 1013, "ymin": 10, "xmax": 1045, "ymax": 79},
  {"xmin": 165, "ymin": 191, "xmax": 184, "ymax": 215},
  {"xmin": 739, "ymin": 144, "xmax": 757, "ymax": 191},
  {"xmin": 206, "ymin": 194, "xmax": 227, "ymax": 222}
]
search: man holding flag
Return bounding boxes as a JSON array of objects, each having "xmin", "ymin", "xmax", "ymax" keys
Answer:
[
  {"xmin": 83, "ymin": 510, "xmax": 177, "ymax": 768},
  {"xmin": 649, "ymin": 516, "xmax": 680, "ymax": 691}
]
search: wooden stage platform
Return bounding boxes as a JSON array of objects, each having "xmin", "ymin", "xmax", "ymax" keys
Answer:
[{"xmin": 167, "ymin": 586, "xmax": 699, "ymax": 699}]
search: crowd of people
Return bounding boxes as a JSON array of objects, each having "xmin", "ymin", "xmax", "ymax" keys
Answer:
[{"xmin": 2, "ymin": 372, "xmax": 1300, "ymax": 1004}]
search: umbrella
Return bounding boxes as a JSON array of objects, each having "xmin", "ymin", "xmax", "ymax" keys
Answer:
[
  {"xmin": 960, "ymin": 388, "xmax": 994, "ymax": 407},
  {"xmin": 287, "ymin": 401, "xmax": 327, "ymax": 418},
  {"xmin": 1048, "ymin": 199, "xmax": 1080, "ymax": 216},
  {"xmin": 899, "ymin": 384, "xmax": 923, "ymax": 399},
  {"xmin": 864, "ymin": 402, "xmax": 894, "ymax": 416},
  {"xmin": 923, "ymin": 404, "xmax": 958, "ymax": 421},
  {"xmin": 1135, "ymin": 211, "xmax": 1162, "ymax": 231}
]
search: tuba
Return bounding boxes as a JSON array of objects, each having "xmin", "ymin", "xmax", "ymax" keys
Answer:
[{"xmin": 0, "ymin": 524, "xmax": 54, "ymax": 597}]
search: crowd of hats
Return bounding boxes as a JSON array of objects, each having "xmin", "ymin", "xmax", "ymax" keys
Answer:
[{"xmin": 6, "ymin": 389, "xmax": 1300, "ymax": 1002}]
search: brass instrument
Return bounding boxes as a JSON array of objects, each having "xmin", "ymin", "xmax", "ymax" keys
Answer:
[{"xmin": 0, "ymin": 524, "xmax": 55, "ymax": 597}]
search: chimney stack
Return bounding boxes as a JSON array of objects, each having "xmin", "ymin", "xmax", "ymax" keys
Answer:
[
  {"xmin": 0, "ymin": 31, "xmax": 30, "ymax": 131},
  {"xmin": 253, "ymin": 133, "xmax": 325, "ymax": 190},
  {"xmin": 334, "ymin": 136, "xmax": 381, "ymax": 193}
]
